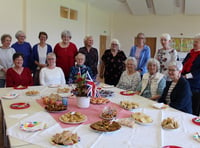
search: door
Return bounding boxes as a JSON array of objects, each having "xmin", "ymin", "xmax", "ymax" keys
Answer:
[{"xmin": 145, "ymin": 37, "xmax": 157, "ymax": 57}]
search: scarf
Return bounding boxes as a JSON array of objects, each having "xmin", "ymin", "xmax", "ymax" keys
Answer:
[{"xmin": 182, "ymin": 49, "xmax": 200, "ymax": 73}]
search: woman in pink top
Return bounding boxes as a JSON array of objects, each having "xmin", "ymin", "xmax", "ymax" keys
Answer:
[
  {"xmin": 54, "ymin": 30, "xmax": 78, "ymax": 81},
  {"xmin": 6, "ymin": 53, "xmax": 33, "ymax": 87}
]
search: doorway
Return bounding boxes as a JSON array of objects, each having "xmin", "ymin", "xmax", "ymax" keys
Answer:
[{"xmin": 145, "ymin": 37, "xmax": 157, "ymax": 57}]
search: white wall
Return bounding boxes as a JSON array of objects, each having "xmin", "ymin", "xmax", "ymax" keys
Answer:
[{"xmin": 0, "ymin": 0, "xmax": 199, "ymax": 59}]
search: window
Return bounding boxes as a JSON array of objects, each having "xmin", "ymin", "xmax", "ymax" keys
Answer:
[{"xmin": 60, "ymin": 6, "xmax": 77, "ymax": 20}]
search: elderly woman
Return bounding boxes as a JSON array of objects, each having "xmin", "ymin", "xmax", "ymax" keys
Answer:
[
  {"xmin": 182, "ymin": 34, "xmax": 200, "ymax": 115},
  {"xmin": 79, "ymin": 35, "xmax": 98, "ymax": 78},
  {"xmin": 6, "ymin": 53, "xmax": 33, "ymax": 87},
  {"xmin": 32, "ymin": 31, "xmax": 52, "ymax": 85},
  {"xmin": 130, "ymin": 33, "xmax": 151, "ymax": 75},
  {"xmin": 136, "ymin": 58, "xmax": 166, "ymax": 100},
  {"xmin": 155, "ymin": 33, "xmax": 177, "ymax": 79},
  {"xmin": 68, "ymin": 52, "xmax": 93, "ymax": 83},
  {"xmin": 54, "ymin": 30, "xmax": 78, "ymax": 81},
  {"xmin": 11, "ymin": 30, "xmax": 33, "ymax": 70},
  {"xmin": 0, "ymin": 34, "xmax": 16, "ymax": 87},
  {"xmin": 116, "ymin": 57, "xmax": 141, "ymax": 91},
  {"xmin": 39, "ymin": 52, "xmax": 66, "ymax": 86},
  {"xmin": 100, "ymin": 39, "xmax": 127, "ymax": 86},
  {"xmin": 158, "ymin": 62, "xmax": 192, "ymax": 114}
]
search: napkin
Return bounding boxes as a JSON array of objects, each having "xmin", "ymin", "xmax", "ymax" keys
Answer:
[{"xmin": 152, "ymin": 103, "xmax": 168, "ymax": 109}]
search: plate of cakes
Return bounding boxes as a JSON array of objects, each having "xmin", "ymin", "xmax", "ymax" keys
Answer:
[
  {"xmin": 90, "ymin": 120, "xmax": 121, "ymax": 133},
  {"xmin": 131, "ymin": 112, "xmax": 153, "ymax": 125},
  {"xmin": 90, "ymin": 97, "xmax": 110, "ymax": 105},
  {"xmin": 59, "ymin": 112, "xmax": 87, "ymax": 124},
  {"xmin": 120, "ymin": 101, "xmax": 139, "ymax": 111},
  {"xmin": 50, "ymin": 130, "xmax": 80, "ymax": 146},
  {"xmin": 161, "ymin": 117, "xmax": 179, "ymax": 130}
]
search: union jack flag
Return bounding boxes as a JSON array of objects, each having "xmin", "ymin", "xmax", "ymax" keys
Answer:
[{"xmin": 86, "ymin": 71, "xmax": 100, "ymax": 97}]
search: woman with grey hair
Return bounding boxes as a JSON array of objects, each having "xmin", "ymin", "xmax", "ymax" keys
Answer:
[
  {"xmin": 79, "ymin": 35, "xmax": 98, "ymax": 78},
  {"xmin": 159, "ymin": 61, "xmax": 192, "ymax": 114},
  {"xmin": 155, "ymin": 33, "xmax": 177, "ymax": 80},
  {"xmin": 182, "ymin": 33, "xmax": 200, "ymax": 115},
  {"xmin": 100, "ymin": 39, "xmax": 126, "ymax": 86},
  {"xmin": 54, "ymin": 30, "xmax": 77, "ymax": 81},
  {"xmin": 0, "ymin": 34, "xmax": 16, "ymax": 87},
  {"xmin": 136, "ymin": 58, "xmax": 166, "ymax": 100},
  {"xmin": 39, "ymin": 52, "xmax": 66, "ymax": 86},
  {"xmin": 11, "ymin": 30, "xmax": 33, "ymax": 71},
  {"xmin": 116, "ymin": 57, "xmax": 141, "ymax": 90}
]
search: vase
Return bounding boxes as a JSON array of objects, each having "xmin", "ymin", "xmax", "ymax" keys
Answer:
[{"xmin": 76, "ymin": 96, "xmax": 90, "ymax": 108}]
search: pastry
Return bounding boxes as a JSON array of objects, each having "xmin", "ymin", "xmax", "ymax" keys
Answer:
[{"xmin": 161, "ymin": 117, "xmax": 179, "ymax": 129}]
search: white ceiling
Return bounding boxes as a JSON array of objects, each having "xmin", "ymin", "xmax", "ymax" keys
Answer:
[{"xmin": 79, "ymin": 0, "xmax": 200, "ymax": 16}]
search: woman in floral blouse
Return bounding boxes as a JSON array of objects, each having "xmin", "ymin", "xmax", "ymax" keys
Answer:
[
  {"xmin": 116, "ymin": 57, "xmax": 141, "ymax": 90},
  {"xmin": 100, "ymin": 39, "xmax": 127, "ymax": 86},
  {"xmin": 155, "ymin": 33, "xmax": 177, "ymax": 80}
]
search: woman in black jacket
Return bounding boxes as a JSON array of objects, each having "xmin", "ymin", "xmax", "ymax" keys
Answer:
[{"xmin": 158, "ymin": 61, "xmax": 192, "ymax": 114}]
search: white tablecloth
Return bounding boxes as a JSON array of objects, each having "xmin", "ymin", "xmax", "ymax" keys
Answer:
[{"xmin": 0, "ymin": 85, "xmax": 199, "ymax": 148}]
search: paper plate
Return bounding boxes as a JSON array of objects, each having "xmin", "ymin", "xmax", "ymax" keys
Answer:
[
  {"xmin": 134, "ymin": 119, "xmax": 153, "ymax": 126},
  {"xmin": 10, "ymin": 102, "xmax": 30, "ymax": 109},
  {"xmin": 120, "ymin": 91, "xmax": 135, "ymax": 96},
  {"xmin": 20, "ymin": 121, "xmax": 47, "ymax": 132},
  {"xmin": 192, "ymin": 117, "xmax": 200, "ymax": 126},
  {"xmin": 50, "ymin": 137, "xmax": 80, "ymax": 146},
  {"xmin": 59, "ymin": 113, "xmax": 87, "ymax": 124},
  {"xmin": 13, "ymin": 86, "xmax": 27, "ymax": 90},
  {"xmin": 48, "ymin": 84, "xmax": 60, "ymax": 88},
  {"xmin": 1, "ymin": 93, "xmax": 19, "ymax": 99}
]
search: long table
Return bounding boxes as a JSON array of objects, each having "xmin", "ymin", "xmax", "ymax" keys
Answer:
[{"xmin": 0, "ymin": 85, "xmax": 200, "ymax": 148}]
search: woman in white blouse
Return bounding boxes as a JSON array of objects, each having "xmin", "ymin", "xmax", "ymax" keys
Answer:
[
  {"xmin": 0, "ymin": 34, "xmax": 16, "ymax": 87},
  {"xmin": 39, "ymin": 52, "xmax": 66, "ymax": 86},
  {"xmin": 155, "ymin": 33, "xmax": 177, "ymax": 80},
  {"xmin": 116, "ymin": 57, "xmax": 141, "ymax": 91}
]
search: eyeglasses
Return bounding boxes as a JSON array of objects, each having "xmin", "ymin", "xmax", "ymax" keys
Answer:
[
  {"xmin": 168, "ymin": 69, "xmax": 177, "ymax": 72},
  {"xmin": 111, "ymin": 43, "xmax": 118, "ymax": 46},
  {"xmin": 47, "ymin": 58, "xmax": 55, "ymax": 60}
]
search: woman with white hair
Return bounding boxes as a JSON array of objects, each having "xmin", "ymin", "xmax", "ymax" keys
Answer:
[
  {"xmin": 79, "ymin": 35, "xmax": 98, "ymax": 78},
  {"xmin": 54, "ymin": 30, "xmax": 78, "ymax": 81},
  {"xmin": 68, "ymin": 52, "xmax": 93, "ymax": 83},
  {"xmin": 39, "ymin": 52, "xmax": 66, "ymax": 86},
  {"xmin": 11, "ymin": 30, "xmax": 33, "ymax": 71},
  {"xmin": 182, "ymin": 33, "xmax": 200, "ymax": 115},
  {"xmin": 129, "ymin": 32, "xmax": 151, "ymax": 75},
  {"xmin": 155, "ymin": 33, "xmax": 177, "ymax": 79},
  {"xmin": 116, "ymin": 57, "xmax": 141, "ymax": 90},
  {"xmin": 100, "ymin": 39, "xmax": 127, "ymax": 86},
  {"xmin": 136, "ymin": 58, "xmax": 166, "ymax": 100},
  {"xmin": 159, "ymin": 61, "xmax": 192, "ymax": 114}
]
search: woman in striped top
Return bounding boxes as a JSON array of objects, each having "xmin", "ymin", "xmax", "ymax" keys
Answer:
[{"xmin": 158, "ymin": 61, "xmax": 192, "ymax": 114}]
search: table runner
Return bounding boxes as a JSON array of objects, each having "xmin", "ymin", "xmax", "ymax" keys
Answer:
[{"xmin": 36, "ymin": 98, "xmax": 133, "ymax": 128}]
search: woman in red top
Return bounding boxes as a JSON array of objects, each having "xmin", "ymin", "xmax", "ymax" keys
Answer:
[
  {"xmin": 54, "ymin": 30, "xmax": 77, "ymax": 81},
  {"xmin": 6, "ymin": 53, "xmax": 33, "ymax": 87}
]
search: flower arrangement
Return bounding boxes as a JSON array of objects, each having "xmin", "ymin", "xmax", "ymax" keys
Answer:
[{"xmin": 72, "ymin": 74, "xmax": 88, "ymax": 97}]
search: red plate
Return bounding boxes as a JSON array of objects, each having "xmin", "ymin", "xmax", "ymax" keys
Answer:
[
  {"xmin": 120, "ymin": 91, "xmax": 135, "ymax": 96},
  {"xmin": 162, "ymin": 146, "xmax": 182, "ymax": 148},
  {"xmin": 10, "ymin": 102, "xmax": 30, "ymax": 109},
  {"xmin": 192, "ymin": 117, "xmax": 200, "ymax": 126},
  {"xmin": 13, "ymin": 86, "xmax": 28, "ymax": 90}
]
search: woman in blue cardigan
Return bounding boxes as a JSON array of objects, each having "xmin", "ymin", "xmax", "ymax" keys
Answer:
[
  {"xmin": 32, "ymin": 32, "xmax": 52, "ymax": 85},
  {"xmin": 158, "ymin": 62, "xmax": 192, "ymax": 114},
  {"xmin": 129, "ymin": 33, "xmax": 151, "ymax": 76}
]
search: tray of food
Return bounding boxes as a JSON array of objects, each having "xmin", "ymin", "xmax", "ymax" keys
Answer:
[
  {"xmin": 90, "ymin": 97, "xmax": 110, "ymax": 105},
  {"xmin": 45, "ymin": 103, "xmax": 67, "ymax": 112},
  {"xmin": 57, "ymin": 87, "xmax": 70, "ymax": 93},
  {"xmin": 59, "ymin": 112, "xmax": 87, "ymax": 124},
  {"xmin": 99, "ymin": 90, "xmax": 114, "ymax": 97},
  {"xmin": 100, "ymin": 106, "xmax": 117, "ymax": 120},
  {"xmin": 25, "ymin": 90, "xmax": 40, "ymax": 96},
  {"xmin": 50, "ymin": 130, "xmax": 80, "ymax": 146},
  {"xmin": 161, "ymin": 117, "xmax": 179, "ymax": 130},
  {"xmin": 90, "ymin": 120, "xmax": 121, "ymax": 132},
  {"xmin": 120, "ymin": 101, "xmax": 139, "ymax": 110},
  {"xmin": 131, "ymin": 112, "xmax": 153, "ymax": 125},
  {"xmin": 42, "ymin": 93, "xmax": 62, "ymax": 105},
  {"xmin": 10, "ymin": 102, "xmax": 30, "ymax": 109},
  {"xmin": 120, "ymin": 90, "xmax": 135, "ymax": 96}
]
